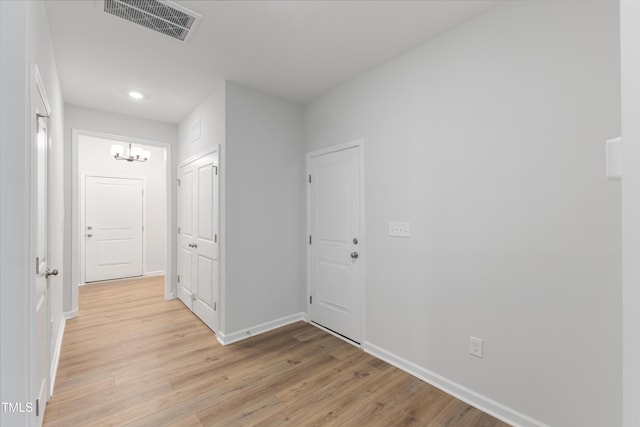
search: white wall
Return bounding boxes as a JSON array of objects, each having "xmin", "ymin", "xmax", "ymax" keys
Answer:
[
  {"xmin": 78, "ymin": 135, "xmax": 166, "ymax": 277},
  {"xmin": 224, "ymin": 82, "xmax": 305, "ymax": 334},
  {"xmin": 64, "ymin": 104, "xmax": 177, "ymax": 311},
  {"xmin": 0, "ymin": 4, "xmax": 31, "ymax": 424},
  {"xmin": 621, "ymin": 2, "xmax": 640, "ymax": 426},
  {"xmin": 177, "ymin": 82, "xmax": 305, "ymax": 337},
  {"xmin": 0, "ymin": 1, "xmax": 65, "ymax": 425},
  {"xmin": 177, "ymin": 84, "xmax": 226, "ymax": 164},
  {"xmin": 304, "ymin": 2, "xmax": 620, "ymax": 426}
]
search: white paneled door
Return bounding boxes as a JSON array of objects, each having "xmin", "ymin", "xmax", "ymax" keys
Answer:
[
  {"xmin": 35, "ymin": 104, "xmax": 51, "ymax": 426},
  {"xmin": 85, "ymin": 176, "xmax": 143, "ymax": 282},
  {"xmin": 308, "ymin": 144, "xmax": 362, "ymax": 343},
  {"xmin": 178, "ymin": 152, "xmax": 219, "ymax": 332}
]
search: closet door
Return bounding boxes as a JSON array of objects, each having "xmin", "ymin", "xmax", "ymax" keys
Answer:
[
  {"xmin": 192, "ymin": 153, "xmax": 219, "ymax": 331},
  {"xmin": 177, "ymin": 152, "xmax": 219, "ymax": 332},
  {"xmin": 177, "ymin": 164, "xmax": 196, "ymax": 309}
]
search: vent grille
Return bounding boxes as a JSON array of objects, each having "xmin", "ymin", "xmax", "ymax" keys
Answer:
[{"xmin": 103, "ymin": 0, "xmax": 200, "ymax": 41}]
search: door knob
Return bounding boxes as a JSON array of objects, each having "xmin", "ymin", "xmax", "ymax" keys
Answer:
[
  {"xmin": 45, "ymin": 268, "xmax": 58, "ymax": 279},
  {"xmin": 350, "ymin": 252, "xmax": 359, "ymax": 259}
]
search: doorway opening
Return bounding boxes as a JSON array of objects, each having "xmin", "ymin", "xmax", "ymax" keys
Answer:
[{"xmin": 71, "ymin": 130, "xmax": 173, "ymax": 313}]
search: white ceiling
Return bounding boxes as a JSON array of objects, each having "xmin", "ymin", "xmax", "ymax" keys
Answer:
[{"xmin": 45, "ymin": 1, "xmax": 499, "ymax": 124}]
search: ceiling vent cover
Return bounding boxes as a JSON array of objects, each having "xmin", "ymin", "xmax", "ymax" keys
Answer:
[{"xmin": 102, "ymin": 0, "xmax": 201, "ymax": 41}]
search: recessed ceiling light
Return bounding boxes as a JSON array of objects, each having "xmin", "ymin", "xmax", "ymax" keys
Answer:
[{"xmin": 128, "ymin": 91, "xmax": 144, "ymax": 100}]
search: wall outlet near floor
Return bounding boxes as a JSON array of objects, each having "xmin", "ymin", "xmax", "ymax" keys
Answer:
[
  {"xmin": 469, "ymin": 336, "xmax": 483, "ymax": 358},
  {"xmin": 389, "ymin": 221, "xmax": 411, "ymax": 237}
]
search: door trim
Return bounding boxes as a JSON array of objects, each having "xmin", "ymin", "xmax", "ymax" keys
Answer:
[
  {"xmin": 306, "ymin": 139, "xmax": 366, "ymax": 345},
  {"xmin": 71, "ymin": 130, "xmax": 174, "ymax": 312}
]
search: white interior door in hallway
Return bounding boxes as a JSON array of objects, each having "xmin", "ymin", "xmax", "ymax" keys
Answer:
[
  {"xmin": 85, "ymin": 176, "xmax": 143, "ymax": 282},
  {"xmin": 178, "ymin": 151, "xmax": 219, "ymax": 332},
  {"xmin": 34, "ymin": 92, "xmax": 53, "ymax": 425},
  {"xmin": 308, "ymin": 143, "xmax": 363, "ymax": 344}
]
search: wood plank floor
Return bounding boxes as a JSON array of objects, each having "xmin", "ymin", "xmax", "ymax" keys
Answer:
[{"xmin": 44, "ymin": 276, "xmax": 510, "ymax": 427}]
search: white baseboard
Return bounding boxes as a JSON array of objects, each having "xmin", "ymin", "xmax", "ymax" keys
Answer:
[
  {"xmin": 217, "ymin": 312, "xmax": 306, "ymax": 346},
  {"xmin": 49, "ymin": 316, "xmax": 67, "ymax": 396},
  {"xmin": 65, "ymin": 309, "xmax": 78, "ymax": 319},
  {"xmin": 362, "ymin": 342, "xmax": 549, "ymax": 427},
  {"xmin": 144, "ymin": 270, "xmax": 165, "ymax": 277},
  {"xmin": 79, "ymin": 272, "xmax": 165, "ymax": 287}
]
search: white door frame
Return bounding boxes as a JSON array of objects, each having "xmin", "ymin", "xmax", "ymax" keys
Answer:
[
  {"xmin": 81, "ymin": 174, "xmax": 145, "ymax": 283},
  {"xmin": 306, "ymin": 139, "xmax": 366, "ymax": 345},
  {"xmin": 71, "ymin": 129, "xmax": 174, "ymax": 313}
]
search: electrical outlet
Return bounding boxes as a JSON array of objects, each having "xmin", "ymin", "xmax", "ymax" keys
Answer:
[
  {"xmin": 469, "ymin": 336, "xmax": 483, "ymax": 358},
  {"xmin": 389, "ymin": 222, "xmax": 411, "ymax": 237}
]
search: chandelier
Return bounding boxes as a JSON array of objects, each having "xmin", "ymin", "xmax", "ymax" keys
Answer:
[{"xmin": 110, "ymin": 143, "xmax": 150, "ymax": 163}]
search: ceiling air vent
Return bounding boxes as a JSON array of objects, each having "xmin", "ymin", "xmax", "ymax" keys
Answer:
[{"xmin": 101, "ymin": 0, "xmax": 201, "ymax": 41}]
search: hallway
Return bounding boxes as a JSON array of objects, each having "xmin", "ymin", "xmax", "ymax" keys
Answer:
[{"xmin": 43, "ymin": 278, "xmax": 508, "ymax": 426}]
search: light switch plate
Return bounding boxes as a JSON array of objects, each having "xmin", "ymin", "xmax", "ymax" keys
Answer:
[
  {"xmin": 389, "ymin": 222, "xmax": 410, "ymax": 238},
  {"xmin": 469, "ymin": 336, "xmax": 483, "ymax": 358}
]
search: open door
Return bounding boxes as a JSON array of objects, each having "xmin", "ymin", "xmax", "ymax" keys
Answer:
[{"xmin": 34, "ymin": 77, "xmax": 56, "ymax": 425}]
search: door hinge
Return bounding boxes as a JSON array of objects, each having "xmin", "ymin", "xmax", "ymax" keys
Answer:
[
  {"xmin": 177, "ymin": 274, "xmax": 180, "ymax": 283},
  {"xmin": 310, "ymin": 295, "xmax": 313, "ymax": 304},
  {"xmin": 177, "ymin": 179, "xmax": 181, "ymax": 186},
  {"xmin": 178, "ymin": 227, "xmax": 181, "ymax": 234},
  {"xmin": 308, "ymin": 174, "xmax": 312, "ymax": 183},
  {"xmin": 36, "ymin": 399, "xmax": 39, "ymax": 417},
  {"xmin": 309, "ymin": 235, "xmax": 312, "ymax": 245},
  {"xmin": 142, "ymin": 225, "xmax": 144, "ymax": 231},
  {"xmin": 214, "ymin": 301, "xmax": 217, "ymax": 311},
  {"xmin": 36, "ymin": 113, "xmax": 48, "ymax": 131},
  {"xmin": 36, "ymin": 257, "xmax": 40, "ymax": 274},
  {"xmin": 214, "ymin": 234, "xmax": 217, "ymax": 243},
  {"xmin": 213, "ymin": 165, "xmax": 218, "ymax": 175}
]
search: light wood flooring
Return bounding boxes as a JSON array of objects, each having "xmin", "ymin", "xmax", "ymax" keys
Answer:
[{"xmin": 44, "ymin": 276, "xmax": 510, "ymax": 427}]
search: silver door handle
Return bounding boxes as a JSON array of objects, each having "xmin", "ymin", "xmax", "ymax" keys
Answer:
[
  {"xmin": 351, "ymin": 252, "xmax": 359, "ymax": 259},
  {"xmin": 45, "ymin": 268, "xmax": 58, "ymax": 279},
  {"xmin": 87, "ymin": 234, "xmax": 92, "ymax": 238}
]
